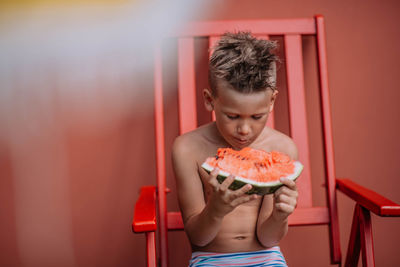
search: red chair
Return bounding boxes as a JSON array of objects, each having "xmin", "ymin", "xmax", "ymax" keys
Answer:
[{"xmin": 132, "ymin": 15, "xmax": 400, "ymax": 267}]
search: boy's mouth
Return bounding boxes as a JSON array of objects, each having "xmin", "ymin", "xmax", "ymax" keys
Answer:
[{"xmin": 234, "ymin": 137, "xmax": 250, "ymax": 145}]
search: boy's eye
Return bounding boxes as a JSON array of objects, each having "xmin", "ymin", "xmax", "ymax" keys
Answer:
[
  {"xmin": 226, "ymin": 114, "xmax": 239, "ymax": 119},
  {"xmin": 252, "ymin": 115, "xmax": 263, "ymax": 120}
]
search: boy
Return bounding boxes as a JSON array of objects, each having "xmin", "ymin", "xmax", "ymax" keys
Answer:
[{"xmin": 172, "ymin": 32, "xmax": 298, "ymax": 266}]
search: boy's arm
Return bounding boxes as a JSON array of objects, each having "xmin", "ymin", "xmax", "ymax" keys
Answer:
[
  {"xmin": 172, "ymin": 138, "xmax": 221, "ymax": 247},
  {"xmin": 256, "ymin": 138, "xmax": 299, "ymax": 247},
  {"xmin": 256, "ymin": 179, "xmax": 298, "ymax": 247},
  {"xmin": 172, "ymin": 136, "xmax": 256, "ymax": 247}
]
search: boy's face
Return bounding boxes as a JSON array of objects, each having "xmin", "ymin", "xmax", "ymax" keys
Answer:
[{"xmin": 204, "ymin": 80, "xmax": 277, "ymax": 150}]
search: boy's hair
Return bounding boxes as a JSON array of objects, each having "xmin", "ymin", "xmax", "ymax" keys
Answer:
[{"xmin": 209, "ymin": 31, "xmax": 278, "ymax": 96}]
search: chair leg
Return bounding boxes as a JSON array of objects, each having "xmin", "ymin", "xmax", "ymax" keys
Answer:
[
  {"xmin": 146, "ymin": 232, "xmax": 157, "ymax": 267},
  {"xmin": 344, "ymin": 204, "xmax": 376, "ymax": 267},
  {"xmin": 345, "ymin": 205, "xmax": 361, "ymax": 267},
  {"xmin": 359, "ymin": 206, "xmax": 375, "ymax": 267}
]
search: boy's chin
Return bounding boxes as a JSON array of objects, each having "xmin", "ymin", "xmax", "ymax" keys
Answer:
[{"xmin": 228, "ymin": 139, "xmax": 251, "ymax": 150}]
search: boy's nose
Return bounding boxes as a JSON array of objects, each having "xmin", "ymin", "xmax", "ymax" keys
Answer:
[{"xmin": 237, "ymin": 123, "xmax": 250, "ymax": 136}]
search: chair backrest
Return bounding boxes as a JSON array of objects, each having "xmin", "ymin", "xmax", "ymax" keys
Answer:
[{"xmin": 153, "ymin": 15, "xmax": 340, "ymax": 266}]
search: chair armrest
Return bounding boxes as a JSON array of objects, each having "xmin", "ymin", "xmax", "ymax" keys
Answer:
[
  {"xmin": 336, "ymin": 178, "xmax": 400, "ymax": 217},
  {"xmin": 132, "ymin": 186, "xmax": 157, "ymax": 233}
]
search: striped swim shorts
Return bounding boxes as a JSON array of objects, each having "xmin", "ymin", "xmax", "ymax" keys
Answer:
[{"xmin": 188, "ymin": 246, "xmax": 288, "ymax": 266}]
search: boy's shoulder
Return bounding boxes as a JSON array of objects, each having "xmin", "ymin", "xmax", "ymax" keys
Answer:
[
  {"xmin": 173, "ymin": 122, "xmax": 211, "ymax": 147},
  {"xmin": 172, "ymin": 122, "xmax": 219, "ymax": 163},
  {"xmin": 260, "ymin": 127, "xmax": 298, "ymax": 160}
]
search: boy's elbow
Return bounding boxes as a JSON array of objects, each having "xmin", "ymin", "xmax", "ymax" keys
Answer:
[
  {"xmin": 184, "ymin": 216, "xmax": 214, "ymax": 248},
  {"xmin": 260, "ymin": 239, "xmax": 280, "ymax": 248},
  {"xmin": 257, "ymin": 230, "xmax": 281, "ymax": 248},
  {"xmin": 256, "ymin": 225, "xmax": 287, "ymax": 248},
  {"xmin": 191, "ymin": 238, "xmax": 211, "ymax": 248},
  {"xmin": 186, "ymin": 231, "xmax": 212, "ymax": 248}
]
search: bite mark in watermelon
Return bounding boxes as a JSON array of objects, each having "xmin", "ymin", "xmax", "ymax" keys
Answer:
[{"xmin": 201, "ymin": 147, "xmax": 303, "ymax": 195}]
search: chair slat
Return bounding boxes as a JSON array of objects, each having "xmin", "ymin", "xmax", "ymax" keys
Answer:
[
  {"xmin": 208, "ymin": 36, "xmax": 220, "ymax": 58},
  {"xmin": 316, "ymin": 15, "xmax": 341, "ymax": 263},
  {"xmin": 208, "ymin": 36, "xmax": 220, "ymax": 122},
  {"xmin": 178, "ymin": 37, "xmax": 197, "ymax": 134},
  {"xmin": 257, "ymin": 35, "xmax": 275, "ymax": 129},
  {"xmin": 284, "ymin": 34, "xmax": 312, "ymax": 208},
  {"xmin": 317, "ymin": 16, "xmax": 337, "ymax": 213},
  {"xmin": 256, "ymin": 34, "xmax": 270, "ymax": 41},
  {"xmin": 288, "ymin": 207, "xmax": 330, "ymax": 226},
  {"xmin": 175, "ymin": 19, "xmax": 316, "ymax": 37},
  {"xmin": 153, "ymin": 46, "xmax": 169, "ymax": 266},
  {"xmin": 167, "ymin": 211, "xmax": 184, "ymax": 230}
]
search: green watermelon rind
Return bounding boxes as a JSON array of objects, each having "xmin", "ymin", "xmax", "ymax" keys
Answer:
[{"xmin": 201, "ymin": 161, "xmax": 303, "ymax": 195}]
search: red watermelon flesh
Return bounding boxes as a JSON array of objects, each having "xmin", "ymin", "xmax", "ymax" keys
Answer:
[{"xmin": 201, "ymin": 147, "xmax": 303, "ymax": 195}]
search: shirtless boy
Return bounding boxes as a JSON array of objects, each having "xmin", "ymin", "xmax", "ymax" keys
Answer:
[{"xmin": 172, "ymin": 32, "xmax": 299, "ymax": 266}]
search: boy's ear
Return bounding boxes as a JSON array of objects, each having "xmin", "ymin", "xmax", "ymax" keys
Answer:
[
  {"xmin": 269, "ymin": 90, "xmax": 279, "ymax": 113},
  {"xmin": 203, "ymin": 88, "xmax": 214, "ymax": 112}
]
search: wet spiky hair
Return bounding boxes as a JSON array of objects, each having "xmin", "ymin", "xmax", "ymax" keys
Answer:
[{"xmin": 209, "ymin": 31, "xmax": 278, "ymax": 95}]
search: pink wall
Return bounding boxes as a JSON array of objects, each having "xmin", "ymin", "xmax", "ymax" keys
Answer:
[{"xmin": 1, "ymin": 1, "xmax": 400, "ymax": 266}]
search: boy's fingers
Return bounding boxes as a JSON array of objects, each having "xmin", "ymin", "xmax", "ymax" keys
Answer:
[
  {"xmin": 219, "ymin": 175, "xmax": 235, "ymax": 192},
  {"xmin": 209, "ymin": 168, "xmax": 219, "ymax": 177},
  {"xmin": 275, "ymin": 194, "xmax": 296, "ymax": 207},
  {"xmin": 205, "ymin": 168, "xmax": 220, "ymax": 188},
  {"xmin": 276, "ymin": 185, "xmax": 298, "ymax": 198},
  {"xmin": 279, "ymin": 177, "xmax": 297, "ymax": 190},
  {"xmin": 199, "ymin": 167, "xmax": 214, "ymax": 181},
  {"xmin": 275, "ymin": 202, "xmax": 295, "ymax": 214},
  {"xmin": 235, "ymin": 183, "xmax": 252, "ymax": 196}
]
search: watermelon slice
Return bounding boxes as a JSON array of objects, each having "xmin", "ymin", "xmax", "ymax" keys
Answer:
[{"xmin": 201, "ymin": 147, "xmax": 303, "ymax": 195}]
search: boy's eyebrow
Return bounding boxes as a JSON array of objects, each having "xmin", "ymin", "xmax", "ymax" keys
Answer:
[{"xmin": 223, "ymin": 111, "xmax": 268, "ymax": 116}]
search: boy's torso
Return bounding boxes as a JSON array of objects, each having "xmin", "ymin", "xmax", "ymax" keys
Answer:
[{"xmin": 185, "ymin": 122, "xmax": 294, "ymax": 253}]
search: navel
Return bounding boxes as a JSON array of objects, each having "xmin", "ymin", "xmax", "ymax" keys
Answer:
[{"xmin": 234, "ymin": 236, "xmax": 247, "ymax": 240}]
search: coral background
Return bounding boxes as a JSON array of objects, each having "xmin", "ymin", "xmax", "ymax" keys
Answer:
[{"xmin": 1, "ymin": 0, "xmax": 399, "ymax": 266}]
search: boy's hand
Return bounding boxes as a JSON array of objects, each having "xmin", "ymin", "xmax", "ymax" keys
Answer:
[
  {"xmin": 200, "ymin": 168, "xmax": 259, "ymax": 218},
  {"xmin": 272, "ymin": 177, "xmax": 298, "ymax": 221}
]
